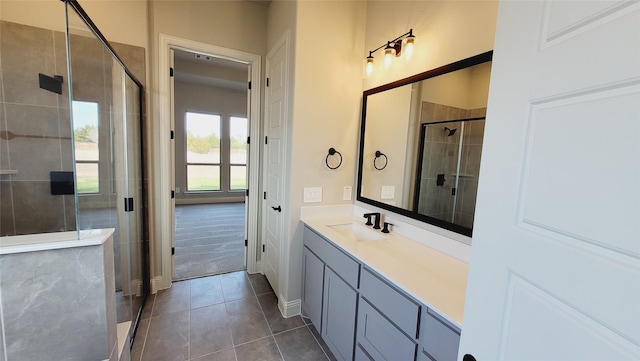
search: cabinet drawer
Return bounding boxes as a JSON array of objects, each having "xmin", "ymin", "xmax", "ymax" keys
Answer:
[
  {"xmin": 357, "ymin": 299, "xmax": 417, "ymax": 361},
  {"xmin": 419, "ymin": 309, "xmax": 461, "ymax": 361},
  {"xmin": 303, "ymin": 226, "xmax": 360, "ymax": 288},
  {"xmin": 360, "ymin": 268, "xmax": 421, "ymax": 338}
]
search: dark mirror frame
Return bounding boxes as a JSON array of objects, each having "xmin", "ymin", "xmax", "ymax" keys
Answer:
[{"xmin": 356, "ymin": 50, "xmax": 493, "ymax": 237}]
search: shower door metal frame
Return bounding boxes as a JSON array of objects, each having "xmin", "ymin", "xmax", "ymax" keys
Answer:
[{"xmin": 63, "ymin": 0, "xmax": 149, "ymax": 349}]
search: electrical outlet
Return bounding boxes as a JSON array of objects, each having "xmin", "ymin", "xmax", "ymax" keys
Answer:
[
  {"xmin": 343, "ymin": 186, "xmax": 352, "ymax": 201},
  {"xmin": 381, "ymin": 185, "xmax": 395, "ymax": 199},
  {"xmin": 175, "ymin": 187, "xmax": 180, "ymax": 193},
  {"xmin": 303, "ymin": 187, "xmax": 323, "ymax": 203}
]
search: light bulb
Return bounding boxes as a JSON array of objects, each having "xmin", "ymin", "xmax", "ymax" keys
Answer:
[
  {"xmin": 384, "ymin": 46, "xmax": 394, "ymax": 68},
  {"xmin": 405, "ymin": 35, "xmax": 415, "ymax": 60},
  {"xmin": 365, "ymin": 57, "xmax": 374, "ymax": 77}
]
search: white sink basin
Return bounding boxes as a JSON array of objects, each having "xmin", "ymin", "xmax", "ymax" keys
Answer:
[{"xmin": 328, "ymin": 222, "xmax": 385, "ymax": 242}]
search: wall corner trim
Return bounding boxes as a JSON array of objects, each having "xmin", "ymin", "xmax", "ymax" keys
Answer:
[{"xmin": 278, "ymin": 295, "xmax": 301, "ymax": 318}]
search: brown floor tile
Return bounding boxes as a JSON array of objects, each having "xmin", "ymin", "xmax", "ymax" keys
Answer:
[
  {"xmin": 152, "ymin": 280, "xmax": 190, "ymax": 317},
  {"xmin": 220, "ymin": 271, "xmax": 254, "ymax": 301},
  {"xmin": 225, "ymin": 296, "xmax": 271, "ymax": 345},
  {"xmin": 191, "ymin": 275, "xmax": 225, "ymax": 309},
  {"xmin": 275, "ymin": 326, "xmax": 328, "ymax": 361},
  {"xmin": 235, "ymin": 337, "xmax": 283, "ymax": 361},
  {"xmin": 248, "ymin": 272, "xmax": 273, "ymax": 295},
  {"xmin": 191, "ymin": 348, "xmax": 236, "ymax": 361},
  {"xmin": 140, "ymin": 293, "xmax": 155, "ymax": 320},
  {"xmin": 258, "ymin": 292, "xmax": 306, "ymax": 334},
  {"xmin": 130, "ymin": 317, "xmax": 149, "ymax": 361},
  {"xmin": 190, "ymin": 303, "xmax": 233, "ymax": 358},
  {"xmin": 141, "ymin": 310, "xmax": 189, "ymax": 361}
]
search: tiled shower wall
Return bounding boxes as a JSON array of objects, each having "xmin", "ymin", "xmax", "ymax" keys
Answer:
[
  {"xmin": 0, "ymin": 20, "xmax": 145, "ymax": 237},
  {"xmin": 417, "ymin": 101, "xmax": 486, "ymax": 229},
  {"xmin": 0, "ymin": 21, "xmax": 76, "ymax": 236}
]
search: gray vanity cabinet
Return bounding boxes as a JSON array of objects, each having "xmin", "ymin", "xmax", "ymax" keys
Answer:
[
  {"xmin": 302, "ymin": 226, "xmax": 361, "ymax": 361},
  {"xmin": 302, "ymin": 225, "xmax": 461, "ymax": 361},
  {"xmin": 302, "ymin": 247, "xmax": 324, "ymax": 328},
  {"xmin": 322, "ymin": 267, "xmax": 359, "ymax": 361},
  {"xmin": 357, "ymin": 268, "xmax": 420, "ymax": 361},
  {"xmin": 417, "ymin": 308, "xmax": 461, "ymax": 361}
]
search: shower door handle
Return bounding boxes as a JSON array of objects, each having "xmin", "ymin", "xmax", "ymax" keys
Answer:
[{"xmin": 271, "ymin": 205, "xmax": 282, "ymax": 212}]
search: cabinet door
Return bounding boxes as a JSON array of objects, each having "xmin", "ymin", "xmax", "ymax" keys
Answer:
[
  {"xmin": 322, "ymin": 267, "xmax": 358, "ymax": 361},
  {"xmin": 302, "ymin": 247, "xmax": 324, "ymax": 330},
  {"xmin": 357, "ymin": 299, "xmax": 417, "ymax": 361},
  {"xmin": 417, "ymin": 309, "xmax": 461, "ymax": 361}
]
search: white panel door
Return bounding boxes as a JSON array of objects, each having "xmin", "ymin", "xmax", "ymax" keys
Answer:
[
  {"xmin": 460, "ymin": 1, "xmax": 640, "ymax": 360},
  {"xmin": 262, "ymin": 36, "xmax": 289, "ymax": 296}
]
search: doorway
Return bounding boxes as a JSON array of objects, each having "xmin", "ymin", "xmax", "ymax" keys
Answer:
[
  {"xmin": 171, "ymin": 49, "xmax": 249, "ymax": 281},
  {"xmin": 156, "ymin": 34, "xmax": 262, "ymax": 290}
]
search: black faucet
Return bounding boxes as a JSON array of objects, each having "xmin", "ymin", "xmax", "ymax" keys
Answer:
[{"xmin": 363, "ymin": 212, "xmax": 381, "ymax": 230}]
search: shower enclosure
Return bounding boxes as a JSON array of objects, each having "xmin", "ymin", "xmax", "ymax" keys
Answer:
[
  {"xmin": 414, "ymin": 117, "xmax": 485, "ymax": 231},
  {"xmin": 0, "ymin": 0, "xmax": 148, "ymax": 355}
]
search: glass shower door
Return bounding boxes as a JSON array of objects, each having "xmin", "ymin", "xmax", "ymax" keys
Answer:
[
  {"xmin": 414, "ymin": 118, "xmax": 485, "ymax": 232},
  {"xmin": 66, "ymin": 1, "xmax": 147, "ymax": 352}
]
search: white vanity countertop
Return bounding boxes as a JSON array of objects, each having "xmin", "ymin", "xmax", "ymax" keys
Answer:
[{"xmin": 302, "ymin": 215, "xmax": 468, "ymax": 328}]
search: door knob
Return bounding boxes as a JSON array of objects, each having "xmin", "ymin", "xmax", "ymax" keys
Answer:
[{"xmin": 271, "ymin": 205, "xmax": 282, "ymax": 212}]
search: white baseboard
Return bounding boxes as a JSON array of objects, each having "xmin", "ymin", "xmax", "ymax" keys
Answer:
[
  {"xmin": 130, "ymin": 279, "xmax": 143, "ymax": 296},
  {"xmin": 150, "ymin": 276, "xmax": 166, "ymax": 294},
  {"xmin": 278, "ymin": 295, "xmax": 301, "ymax": 318}
]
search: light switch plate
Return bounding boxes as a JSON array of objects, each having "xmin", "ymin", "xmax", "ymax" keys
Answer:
[
  {"xmin": 343, "ymin": 186, "xmax": 352, "ymax": 201},
  {"xmin": 303, "ymin": 187, "xmax": 323, "ymax": 203},
  {"xmin": 381, "ymin": 185, "xmax": 395, "ymax": 199}
]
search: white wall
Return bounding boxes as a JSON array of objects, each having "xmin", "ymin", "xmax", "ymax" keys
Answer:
[
  {"xmin": 361, "ymin": 84, "xmax": 413, "ymax": 205},
  {"xmin": 421, "ymin": 61, "xmax": 492, "ymax": 110},
  {"xmin": 0, "ymin": 0, "xmax": 148, "ymax": 49},
  {"xmin": 363, "ymin": 1, "xmax": 497, "ymax": 90},
  {"xmin": 278, "ymin": 0, "xmax": 367, "ymax": 303}
]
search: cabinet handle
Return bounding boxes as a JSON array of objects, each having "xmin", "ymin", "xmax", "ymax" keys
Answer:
[{"xmin": 271, "ymin": 205, "xmax": 282, "ymax": 212}]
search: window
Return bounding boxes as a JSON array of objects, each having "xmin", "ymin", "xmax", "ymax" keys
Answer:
[
  {"xmin": 229, "ymin": 116, "xmax": 247, "ymax": 190},
  {"xmin": 72, "ymin": 101, "xmax": 99, "ymax": 194},
  {"xmin": 186, "ymin": 112, "xmax": 221, "ymax": 191}
]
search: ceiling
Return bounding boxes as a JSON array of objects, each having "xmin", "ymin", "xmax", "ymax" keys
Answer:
[{"xmin": 173, "ymin": 49, "xmax": 249, "ymax": 92}]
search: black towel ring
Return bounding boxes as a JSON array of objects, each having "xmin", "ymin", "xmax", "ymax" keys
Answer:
[
  {"xmin": 373, "ymin": 150, "xmax": 388, "ymax": 170},
  {"xmin": 326, "ymin": 147, "xmax": 343, "ymax": 170}
]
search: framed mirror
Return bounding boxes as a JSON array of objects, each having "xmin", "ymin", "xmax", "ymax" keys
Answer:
[{"xmin": 357, "ymin": 51, "xmax": 492, "ymax": 237}]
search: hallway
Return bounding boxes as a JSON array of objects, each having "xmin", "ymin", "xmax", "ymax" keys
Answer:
[{"xmin": 132, "ymin": 271, "xmax": 335, "ymax": 361}]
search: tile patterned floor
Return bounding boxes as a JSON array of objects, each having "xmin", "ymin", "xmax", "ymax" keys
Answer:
[{"xmin": 132, "ymin": 271, "xmax": 336, "ymax": 361}]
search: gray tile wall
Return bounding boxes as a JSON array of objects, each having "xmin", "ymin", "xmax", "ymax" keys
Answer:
[
  {"xmin": 0, "ymin": 234, "xmax": 117, "ymax": 361},
  {"xmin": 417, "ymin": 102, "xmax": 486, "ymax": 229},
  {"xmin": 0, "ymin": 20, "xmax": 75, "ymax": 237},
  {"xmin": 0, "ymin": 20, "xmax": 145, "ymax": 238}
]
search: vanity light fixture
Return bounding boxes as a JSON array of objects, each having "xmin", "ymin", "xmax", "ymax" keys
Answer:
[{"xmin": 364, "ymin": 29, "xmax": 416, "ymax": 77}]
